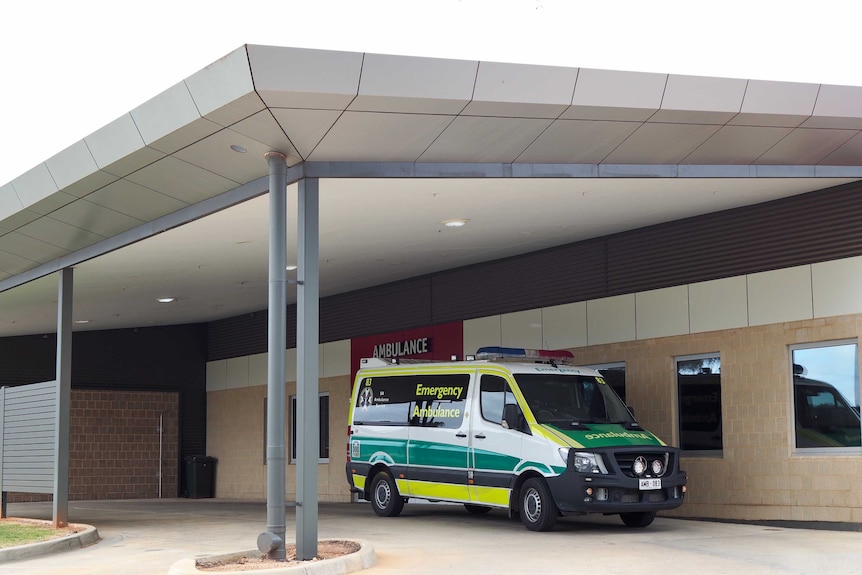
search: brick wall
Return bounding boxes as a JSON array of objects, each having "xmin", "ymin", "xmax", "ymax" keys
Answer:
[
  {"xmin": 207, "ymin": 375, "xmax": 352, "ymax": 503},
  {"xmin": 8, "ymin": 389, "xmax": 179, "ymax": 502},
  {"xmin": 568, "ymin": 315, "xmax": 862, "ymax": 523}
]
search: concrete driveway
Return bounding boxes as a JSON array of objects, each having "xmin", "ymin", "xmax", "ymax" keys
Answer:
[{"xmin": 1, "ymin": 499, "xmax": 860, "ymax": 575}]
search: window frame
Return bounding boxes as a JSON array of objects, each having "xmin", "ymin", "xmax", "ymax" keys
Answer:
[
  {"xmin": 289, "ymin": 392, "xmax": 330, "ymax": 464},
  {"xmin": 676, "ymin": 352, "xmax": 723, "ymax": 457},
  {"xmin": 790, "ymin": 339, "xmax": 861, "ymax": 455}
]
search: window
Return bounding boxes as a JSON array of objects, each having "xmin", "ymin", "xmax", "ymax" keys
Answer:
[
  {"xmin": 587, "ymin": 362, "xmax": 626, "ymax": 404},
  {"xmin": 290, "ymin": 394, "xmax": 330, "ymax": 462},
  {"xmin": 479, "ymin": 374, "xmax": 519, "ymax": 425},
  {"xmin": 677, "ymin": 354, "xmax": 722, "ymax": 453},
  {"xmin": 352, "ymin": 374, "xmax": 468, "ymax": 429},
  {"xmin": 792, "ymin": 342, "xmax": 860, "ymax": 450}
]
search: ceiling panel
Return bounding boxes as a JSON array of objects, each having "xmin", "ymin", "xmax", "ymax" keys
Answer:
[
  {"xmin": 171, "ymin": 129, "xmax": 278, "ymax": 186},
  {"xmin": 309, "ymin": 111, "xmax": 454, "ymax": 162},
  {"xmin": 566, "ymin": 68, "xmax": 665, "ymax": 121},
  {"xmin": 126, "ymin": 155, "xmax": 240, "ymax": 204},
  {"xmin": 17, "ymin": 217, "xmax": 104, "ymax": 252},
  {"xmin": 418, "ymin": 116, "xmax": 553, "ymax": 163},
  {"xmin": 49, "ymin": 198, "xmax": 144, "ymax": 237},
  {"xmin": 462, "ymin": 61, "xmax": 576, "ymax": 118},
  {"xmin": 603, "ymin": 123, "xmax": 721, "ymax": 164},
  {"xmin": 86, "ymin": 178, "xmax": 189, "ymax": 221},
  {"xmin": 270, "ymin": 108, "xmax": 342, "ymax": 159},
  {"xmin": 351, "ymin": 52, "xmax": 476, "ymax": 114},
  {"xmin": 228, "ymin": 110, "xmax": 300, "ymax": 161},
  {"xmin": 819, "ymin": 132, "xmax": 862, "ymax": 165},
  {"xmin": 516, "ymin": 119, "xmax": 640, "ymax": 163},
  {"xmin": 755, "ymin": 128, "xmax": 858, "ymax": 165},
  {"xmin": 248, "ymin": 45, "xmax": 362, "ymax": 110},
  {"xmin": 684, "ymin": 125, "xmax": 794, "ymax": 164},
  {"xmin": 185, "ymin": 46, "xmax": 261, "ymax": 126},
  {"xmin": 729, "ymin": 79, "xmax": 818, "ymax": 128},
  {"xmin": 0, "ymin": 230, "xmax": 70, "ymax": 263},
  {"xmin": 0, "ymin": 249, "xmax": 39, "ymax": 275}
]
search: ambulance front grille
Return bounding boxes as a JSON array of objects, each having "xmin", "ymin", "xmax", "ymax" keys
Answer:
[{"xmin": 614, "ymin": 451, "xmax": 674, "ymax": 478}]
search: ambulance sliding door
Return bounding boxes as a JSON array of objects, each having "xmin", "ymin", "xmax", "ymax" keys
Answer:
[{"xmin": 405, "ymin": 372, "xmax": 471, "ymax": 502}]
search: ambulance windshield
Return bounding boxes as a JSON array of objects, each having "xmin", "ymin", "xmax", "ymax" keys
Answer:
[{"xmin": 515, "ymin": 374, "xmax": 634, "ymax": 426}]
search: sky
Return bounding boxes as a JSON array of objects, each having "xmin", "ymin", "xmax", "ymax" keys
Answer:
[{"xmin": 0, "ymin": 0, "xmax": 858, "ymax": 186}]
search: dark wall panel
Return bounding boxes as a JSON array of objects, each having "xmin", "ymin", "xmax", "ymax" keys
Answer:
[
  {"xmin": 208, "ymin": 180, "xmax": 862, "ymax": 361},
  {"xmin": 431, "ymin": 239, "xmax": 607, "ymax": 324},
  {"xmin": 0, "ymin": 324, "xmax": 208, "ymax": 469}
]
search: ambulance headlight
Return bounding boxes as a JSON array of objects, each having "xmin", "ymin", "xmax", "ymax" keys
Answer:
[{"xmin": 573, "ymin": 452, "xmax": 607, "ymax": 474}]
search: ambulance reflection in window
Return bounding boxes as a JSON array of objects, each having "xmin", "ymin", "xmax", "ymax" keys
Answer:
[{"xmin": 480, "ymin": 375, "xmax": 524, "ymax": 430}]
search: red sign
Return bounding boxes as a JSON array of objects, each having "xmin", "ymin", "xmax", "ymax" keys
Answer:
[{"xmin": 350, "ymin": 321, "xmax": 463, "ymax": 380}]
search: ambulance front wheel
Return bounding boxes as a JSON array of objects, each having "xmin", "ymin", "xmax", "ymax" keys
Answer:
[
  {"xmin": 520, "ymin": 477, "xmax": 557, "ymax": 531},
  {"xmin": 370, "ymin": 471, "xmax": 405, "ymax": 517}
]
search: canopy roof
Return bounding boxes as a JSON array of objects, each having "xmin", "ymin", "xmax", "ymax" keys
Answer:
[{"xmin": 1, "ymin": 45, "xmax": 860, "ymax": 337}]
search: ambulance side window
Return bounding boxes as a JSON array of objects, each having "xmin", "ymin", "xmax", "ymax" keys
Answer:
[{"xmin": 480, "ymin": 375, "xmax": 519, "ymax": 427}]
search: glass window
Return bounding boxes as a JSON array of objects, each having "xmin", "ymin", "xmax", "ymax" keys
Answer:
[
  {"xmin": 290, "ymin": 394, "xmax": 330, "ymax": 462},
  {"xmin": 677, "ymin": 354, "xmax": 723, "ymax": 453},
  {"xmin": 587, "ymin": 362, "xmax": 626, "ymax": 403},
  {"xmin": 480, "ymin": 374, "xmax": 519, "ymax": 425},
  {"xmin": 792, "ymin": 342, "xmax": 861, "ymax": 449},
  {"xmin": 515, "ymin": 374, "xmax": 634, "ymax": 427},
  {"xmin": 353, "ymin": 374, "xmax": 468, "ymax": 429}
]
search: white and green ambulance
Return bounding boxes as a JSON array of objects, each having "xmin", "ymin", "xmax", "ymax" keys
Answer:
[{"xmin": 346, "ymin": 347, "xmax": 687, "ymax": 531}]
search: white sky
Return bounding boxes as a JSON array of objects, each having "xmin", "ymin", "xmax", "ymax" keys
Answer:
[{"xmin": 1, "ymin": 0, "xmax": 858, "ymax": 186}]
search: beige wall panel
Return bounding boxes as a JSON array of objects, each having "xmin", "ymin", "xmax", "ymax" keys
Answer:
[
  {"xmin": 248, "ymin": 353, "xmax": 267, "ymax": 388},
  {"xmin": 636, "ymin": 286, "xmax": 690, "ymax": 339},
  {"xmin": 812, "ymin": 256, "xmax": 862, "ymax": 318},
  {"xmin": 748, "ymin": 266, "xmax": 813, "ymax": 326},
  {"xmin": 225, "ymin": 356, "xmax": 250, "ymax": 390},
  {"xmin": 206, "ymin": 360, "xmax": 227, "ymax": 392},
  {"xmin": 541, "ymin": 302, "xmax": 587, "ymax": 349},
  {"xmin": 463, "ymin": 316, "xmax": 501, "ymax": 358},
  {"xmin": 689, "ymin": 276, "xmax": 749, "ymax": 333},
  {"xmin": 322, "ymin": 339, "xmax": 351, "ymax": 377},
  {"xmin": 501, "ymin": 309, "xmax": 543, "ymax": 349},
  {"xmin": 285, "ymin": 348, "xmax": 297, "ymax": 381},
  {"xmin": 587, "ymin": 294, "xmax": 636, "ymax": 345}
]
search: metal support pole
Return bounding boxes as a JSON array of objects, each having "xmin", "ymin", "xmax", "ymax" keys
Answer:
[
  {"xmin": 296, "ymin": 177, "xmax": 320, "ymax": 560},
  {"xmin": 264, "ymin": 152, "xmax": 288, "ymax": 561},
  {"xmin": 53, "ymin": 267, "xmax": 72, "ymax": 528}
]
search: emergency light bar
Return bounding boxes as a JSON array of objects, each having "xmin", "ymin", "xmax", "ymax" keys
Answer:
[{"xmin": 474, "ymin": 346, "xmax": 574, "ymax": 363}]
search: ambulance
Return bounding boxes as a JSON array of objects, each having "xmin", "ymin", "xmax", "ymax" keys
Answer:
[{"xmin": 345, "ymin": 347, "xmax": 687, "ymax": 531}]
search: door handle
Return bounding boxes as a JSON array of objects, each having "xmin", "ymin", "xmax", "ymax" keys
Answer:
[
  {"xmin": 474, "ymin": 433, "xmax": 486, "ymax": 439},
  {"xmin": 455, "ymin": 432, "xmax": 467, "ymax": 438}
]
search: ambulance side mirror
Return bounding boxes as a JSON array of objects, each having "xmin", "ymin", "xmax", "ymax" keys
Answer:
[{"xmin": 503, "ymin": 404, "xmax": 529, "ymax": 434}]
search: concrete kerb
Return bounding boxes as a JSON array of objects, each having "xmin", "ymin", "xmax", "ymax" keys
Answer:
[
  {"xmin": 167, "ymin": 539, "xmax": 376, "ymax": 575},
  {"xmin": 0, "ymin": 521, "xmax": 100, "ymax": 563}
]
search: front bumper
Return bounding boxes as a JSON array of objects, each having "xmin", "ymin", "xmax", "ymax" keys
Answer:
[{"xmin": 547, "ymin": 446, "xmax": 686, "ymax": 515}]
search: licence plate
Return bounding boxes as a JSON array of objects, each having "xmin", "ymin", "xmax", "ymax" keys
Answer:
[{"xmin": 639, "ymin": 478, "xmax": 662, "ymax": 490}]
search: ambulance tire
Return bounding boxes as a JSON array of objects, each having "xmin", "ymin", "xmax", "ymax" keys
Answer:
[
  {"xmin": 464, "ymin": 504, "xmax": 492, "ymax": 515},
  {"xmin": 520, "ymin": 477, "xmax": 557, "ymax": 531},
  {"xmin": 370, "ymin": 471, "xmax": 405, "ymax": 517},
  {"xmin": 620, "ymin": 511, "xmax": 656, "ymax": 528}
]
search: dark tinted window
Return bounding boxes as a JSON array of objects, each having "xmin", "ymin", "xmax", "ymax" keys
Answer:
[{"xmin": 353, "ymin": 374, "xmax": 468, "ymax": 428}]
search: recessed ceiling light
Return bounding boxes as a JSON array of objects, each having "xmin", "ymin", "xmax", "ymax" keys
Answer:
[
  {"xmin": 230, "ymin": 144, "xmax": 247, "ymax": 153},
  {"xmin": 285, "ymin": 265, "xmax": 298, "ymax": 271},
  {"xmin": 157, "ymin": 297, "xmax": 176, "ymax": 303},
  {"xmin": 442, "ymin": 219, "xmax": 469, "ymax": 228},
  {"xmin": 74, "ymin": 319, "xmax": 90, "ymax": 324}
]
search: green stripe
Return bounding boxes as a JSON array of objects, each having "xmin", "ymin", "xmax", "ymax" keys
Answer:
[
  {"xmin": 408, "ymin": 439, "xmax": 468, "ymax": 468},
  {"xmin": 353, "ymin": 436, "xmax": 408, "ymax": 464}
]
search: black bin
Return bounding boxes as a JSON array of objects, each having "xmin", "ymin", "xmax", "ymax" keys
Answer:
[{"xmin": 185, "ymin": 455, "xmax": 216, "ymax": 499}]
